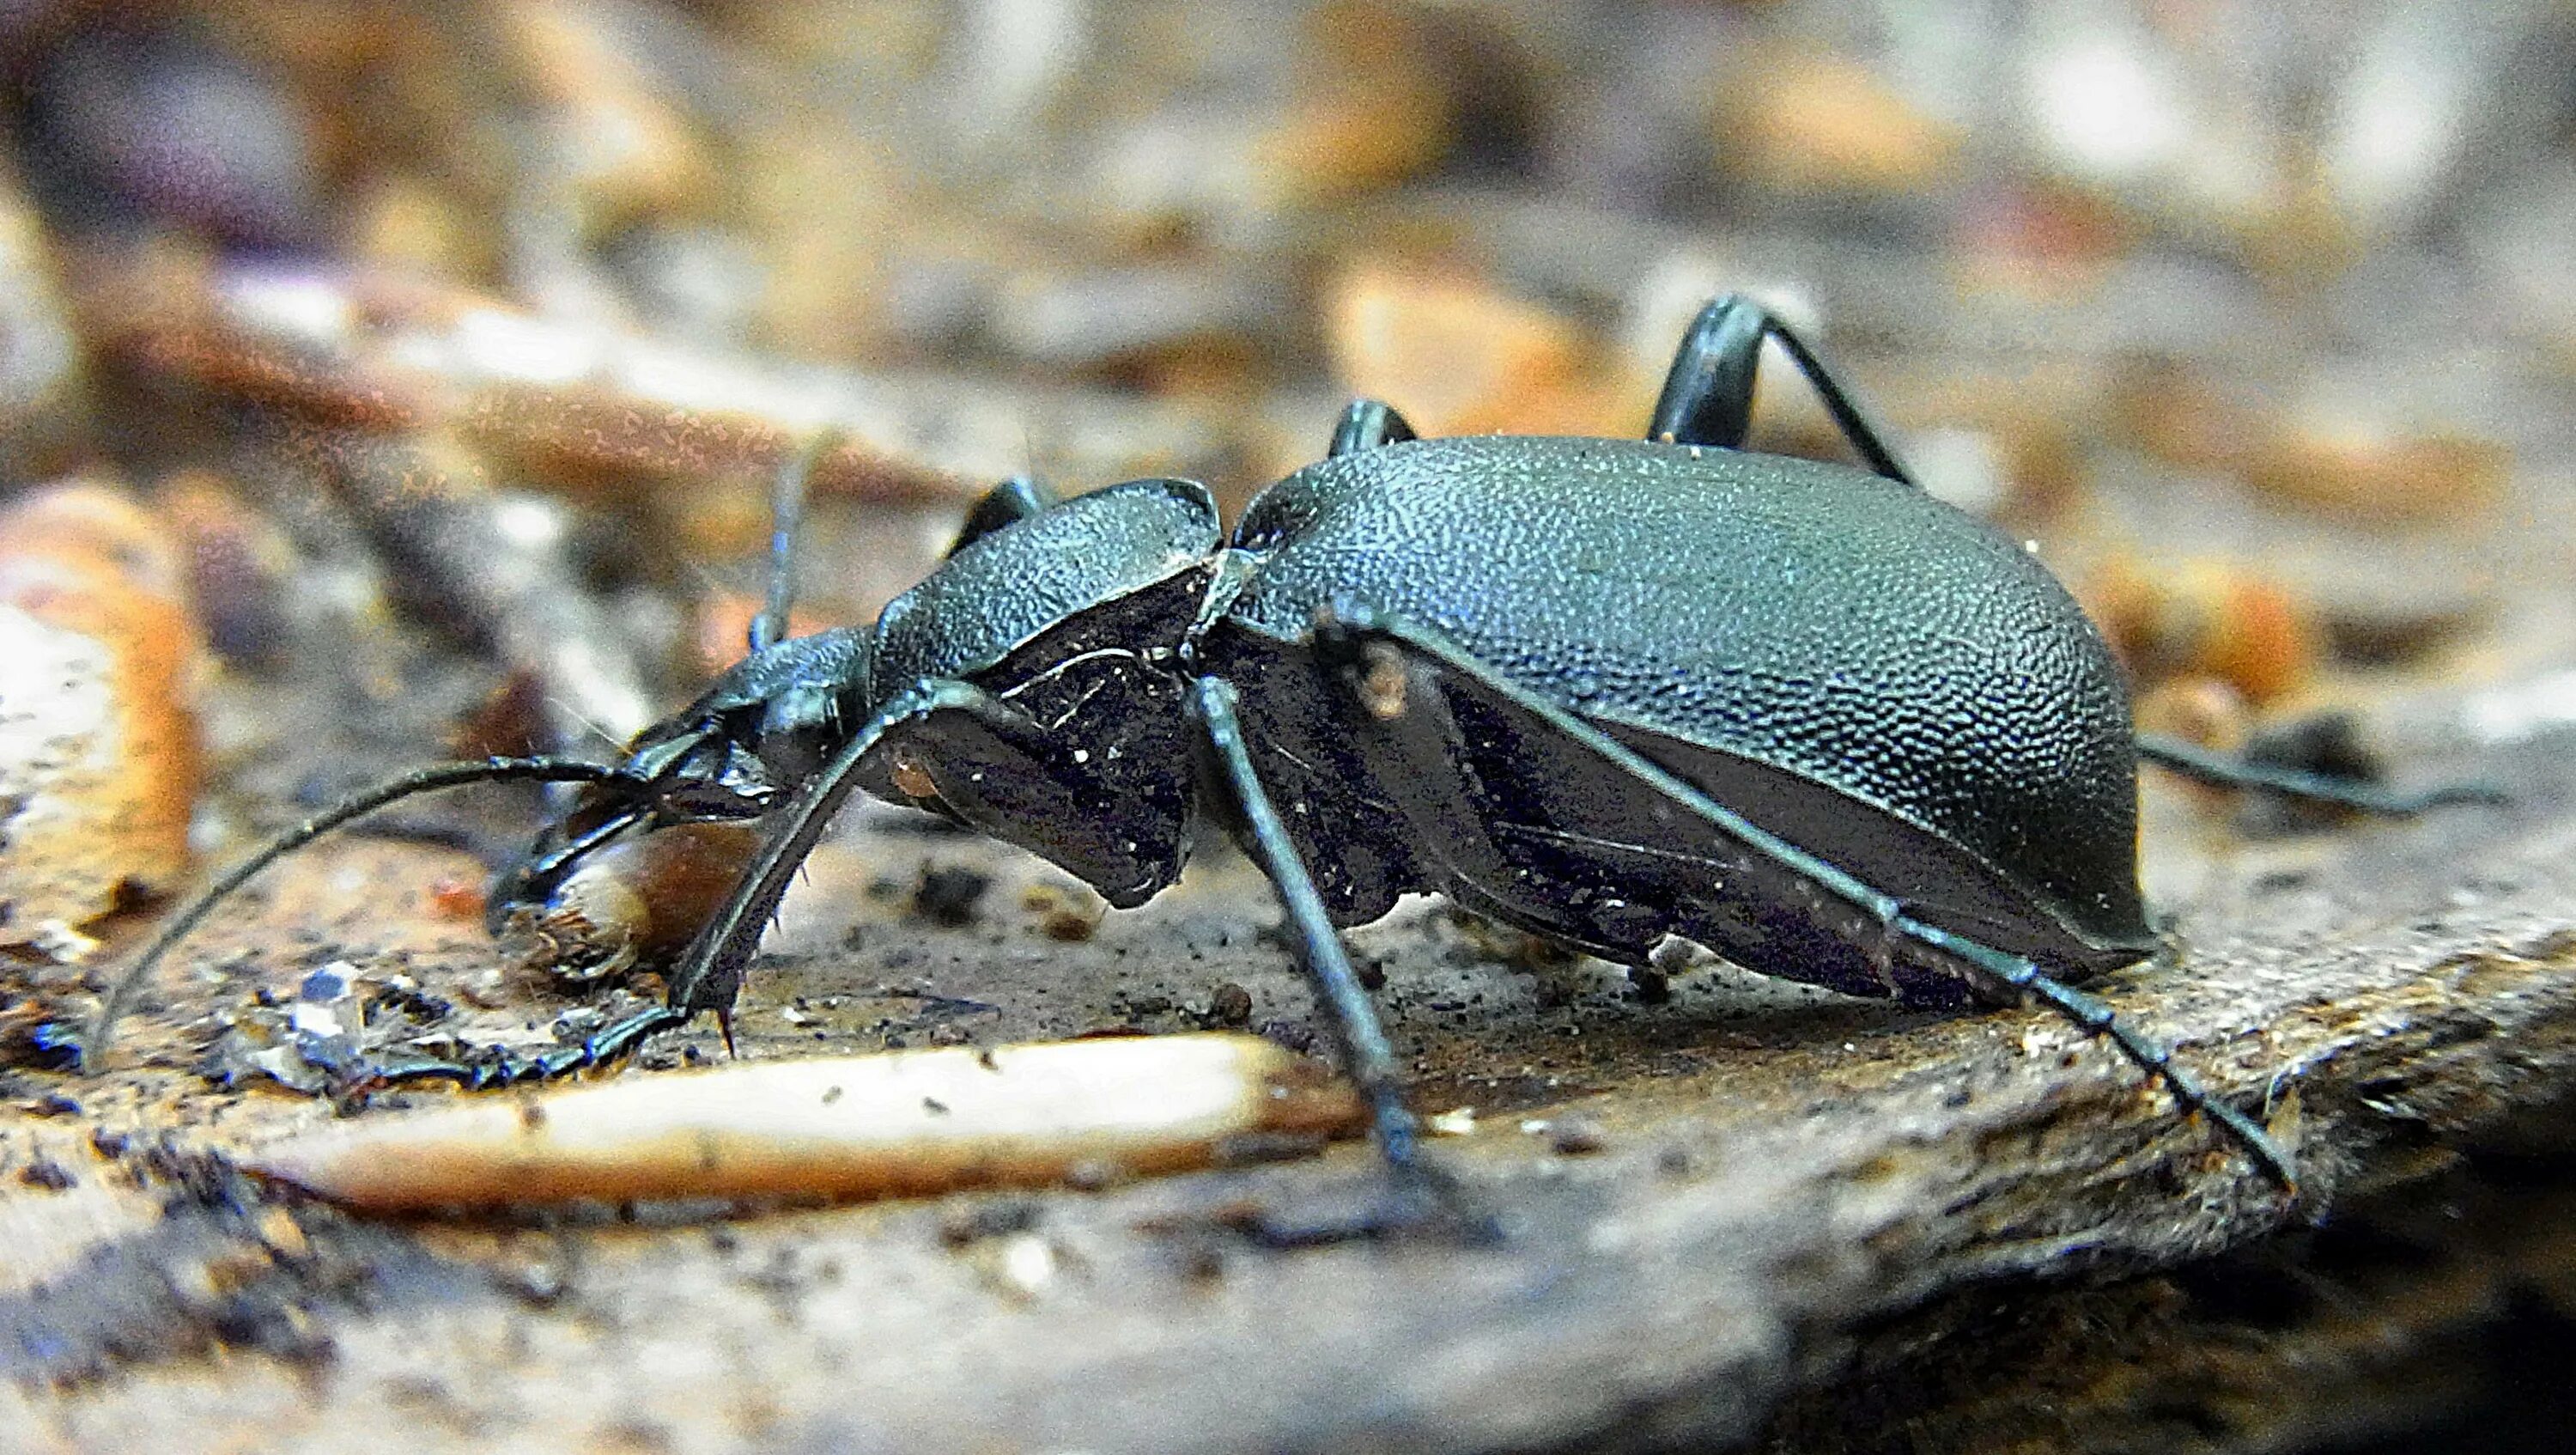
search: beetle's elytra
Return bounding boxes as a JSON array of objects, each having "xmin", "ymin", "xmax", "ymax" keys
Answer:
[{"xmin": 100, "ymin": 293, "xmax": 2482, "ymax": 1222}]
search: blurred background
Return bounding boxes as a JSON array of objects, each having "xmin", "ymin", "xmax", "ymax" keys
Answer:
[
  {"xmin": 3, "ymin": 1, "xmax": 2568, "ymax": 781},
  {"xmin": 3, "ymin": 3, "xmax": 2574, "ymax": 1452},
  {"xmin": 5, "ymin": 2, "xmax": 2570, "ymax": 752}
]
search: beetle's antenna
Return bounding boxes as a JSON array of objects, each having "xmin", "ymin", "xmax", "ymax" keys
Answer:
[
  {"xmin": 83, "ymin": 757, "xmax": 642, "ymax": 1073},
  {"xmin": 750, "ymin": 427, "xmax": 843, "ymax": 654}
]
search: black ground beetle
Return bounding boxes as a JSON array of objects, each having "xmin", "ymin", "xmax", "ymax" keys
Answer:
[{"xmin": 92, "ymin": 295, "xmax": 2488, "ymax": 1222}]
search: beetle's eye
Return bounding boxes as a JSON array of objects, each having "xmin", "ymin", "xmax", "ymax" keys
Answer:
[
  {"xmin": 756, "ymin": 686, "xmax": 844, "ymax": 783},
  {"xmin": 756, "ymin": 724, "xmax": 826, "ymax": 784}
]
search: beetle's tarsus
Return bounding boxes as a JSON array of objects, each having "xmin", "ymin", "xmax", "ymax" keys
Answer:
[
  {"xmin": 1926, "ymin": 921, "xmax": 2298, "ymax": 1189},
  {"xmin": 583, "ymin": 1003, "xmax": 693, "ymax": 1067},
  {"xmin": 368, "ymin": 1003, "xmax": 694, "ymax": 1090},
  {"xmin": 1381, "ymin": 1158, "xmax": 1504, "ymax": 1245}
]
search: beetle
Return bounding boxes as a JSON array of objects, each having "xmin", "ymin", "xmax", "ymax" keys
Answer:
[{"xmin": 90, "ymin": 294, "xmax": 2483, "ymax": 1221}]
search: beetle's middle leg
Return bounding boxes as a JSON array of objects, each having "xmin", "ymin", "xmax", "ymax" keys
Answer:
[
  {"xmin": 1648, "ymin": 293, "xmax": 1915, "ymax": 485},
  {"xmin": 392, "ymin": 680, "xmax": 1010, "ymax": 1088},
  {"xmin": 1191, "ymin": 675, "xmax": 1416, "ymax": 1167},
  {"xmin": 1189, "ymin": 676, "xmax": 1494, "ymax": 1241}
]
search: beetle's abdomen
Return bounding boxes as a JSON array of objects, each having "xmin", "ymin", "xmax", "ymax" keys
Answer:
[{"xmin": 1226, "ymin": 436, "xmax": 2153, "ymax": 964}]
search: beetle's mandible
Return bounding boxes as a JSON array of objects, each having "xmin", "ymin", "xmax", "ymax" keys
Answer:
[{"xmin": 94, "ymin": 295, "xmax": 2491, "ymax": 1226}]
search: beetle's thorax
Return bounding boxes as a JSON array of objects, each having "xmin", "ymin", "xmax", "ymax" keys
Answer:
[{"xmin": 819, "ymin": 477, "xmax": 1229, "ymax": 905}]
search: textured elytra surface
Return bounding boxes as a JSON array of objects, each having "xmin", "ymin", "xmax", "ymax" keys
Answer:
[{"xmin": 1227, "ymin": 437, "xmax": 2146, "ymax": 951}]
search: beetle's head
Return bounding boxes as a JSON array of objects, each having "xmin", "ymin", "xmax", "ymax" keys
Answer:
[{"xmin": 487, "ymin": 628, "xmax": 875, "ymax": 946}]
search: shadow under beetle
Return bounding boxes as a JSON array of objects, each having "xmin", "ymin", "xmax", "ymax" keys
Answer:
[{"xmin": 93, "ymin": 295, "xmax": 2491, "ymax": 1221}]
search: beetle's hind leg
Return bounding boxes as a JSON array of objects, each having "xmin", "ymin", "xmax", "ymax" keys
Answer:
[
  {"xmin": 1649, "ymin": 294, "xmax": 1916, "ymax": 486},
  {"xmin": 1309, "ymin": 606, "xmax": 2298, "ymax": 1193},
  {"xmin": 2136, "ymin": 732, "xmax": 2506, "ymax": 817}
]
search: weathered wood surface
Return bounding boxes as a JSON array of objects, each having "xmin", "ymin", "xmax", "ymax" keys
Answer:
[{"xmin": 4, "ymin": 709, "xmax": 2574, "ymax": 1452}]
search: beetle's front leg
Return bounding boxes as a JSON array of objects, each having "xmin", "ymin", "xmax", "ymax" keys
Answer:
[
  {"xmin": 663, "ymin": 679, "xmax": 1002, "ymax": 1020},
  {"xmin": 398, "ymin": 681, "xmax": 1004, "ymax": 1090}
]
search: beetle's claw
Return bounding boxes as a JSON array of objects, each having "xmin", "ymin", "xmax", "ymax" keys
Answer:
[{"xmin": 1236, "ymin": 1160, "xmax": 1501, "ymax": 1249}]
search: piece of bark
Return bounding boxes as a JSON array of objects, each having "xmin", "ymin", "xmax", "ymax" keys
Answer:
[{"xmin": 5, "ymin": 735, "xmax": 2573, "ymax": 1452}]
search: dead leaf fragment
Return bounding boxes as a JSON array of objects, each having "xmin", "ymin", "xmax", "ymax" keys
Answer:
[{"xmin": 0, "ymin": 483, "xmax": 204, "ymax": 958}]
